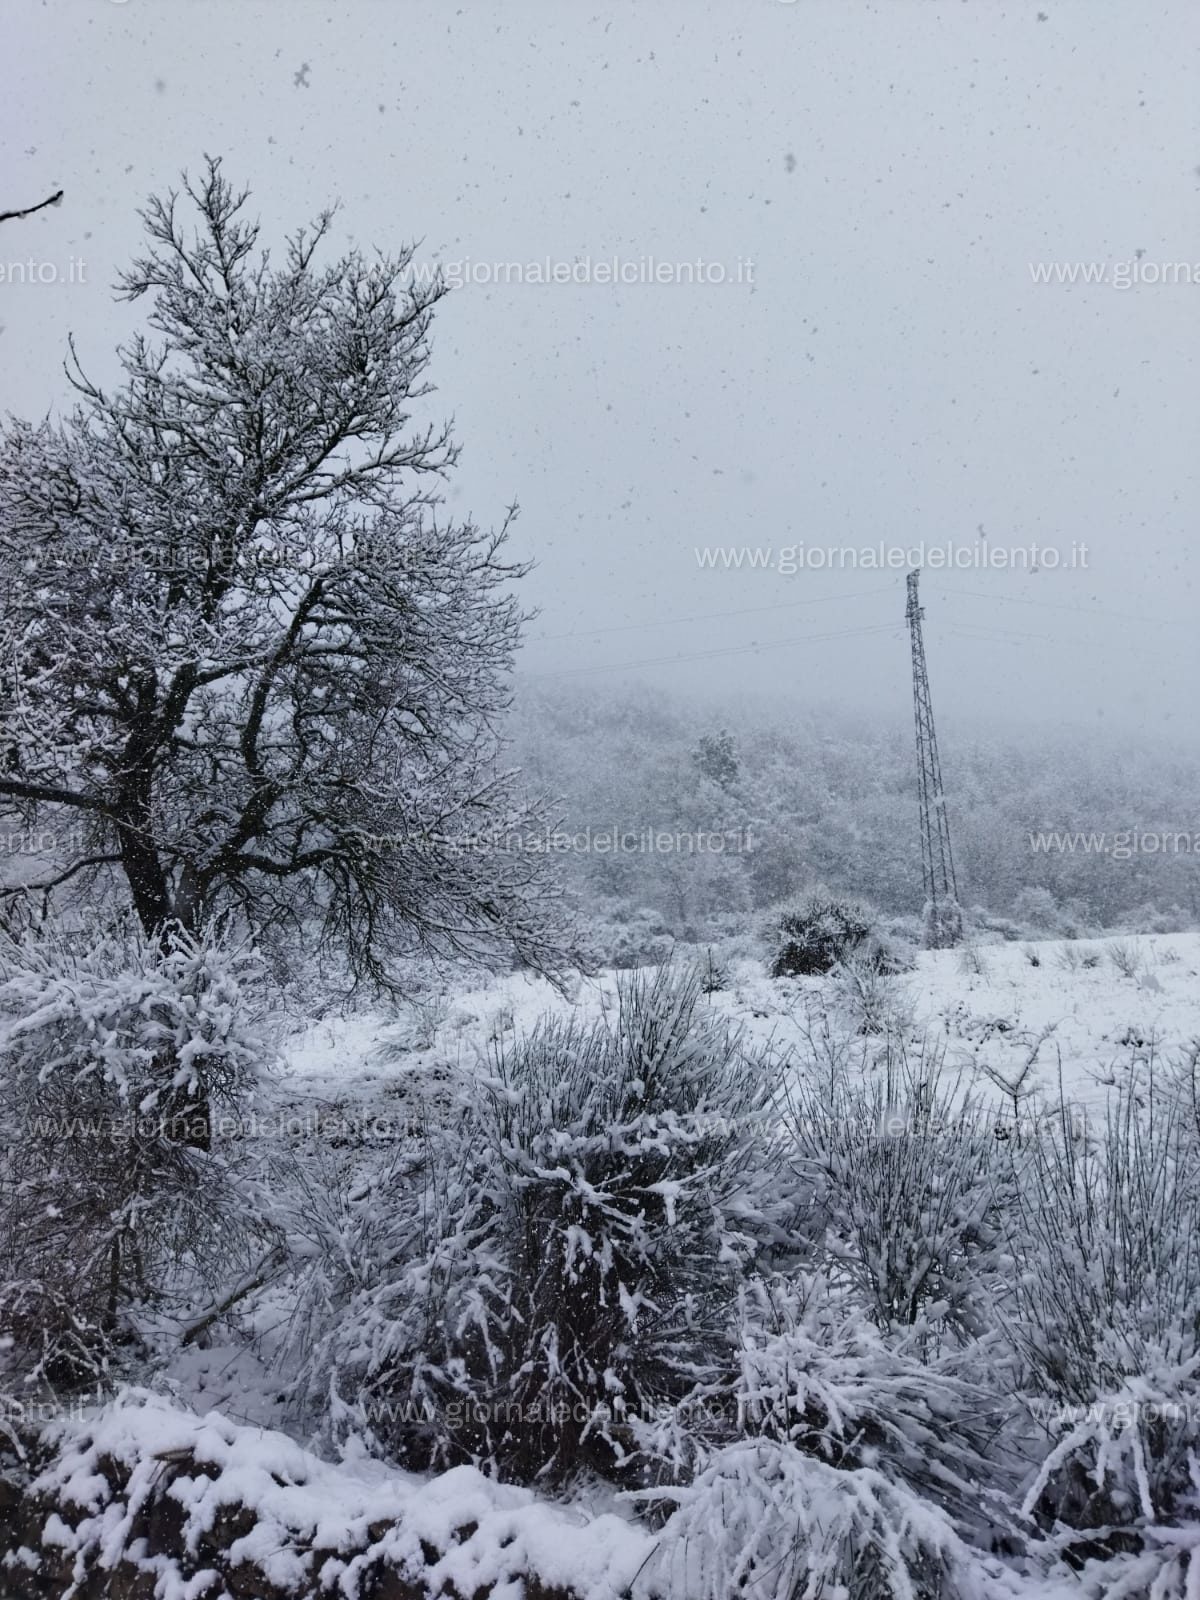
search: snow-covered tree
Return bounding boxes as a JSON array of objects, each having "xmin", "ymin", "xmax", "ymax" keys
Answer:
[
  {"xmin": 692, "ymin": 728, "xmax": 738, "ymax": 791},
  {"xmin": 0, "ymin": 159, "xmax": 569, "ymax": 989}
]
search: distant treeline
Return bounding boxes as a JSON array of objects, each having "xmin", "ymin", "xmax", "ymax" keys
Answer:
[{"xmin": 509, "ymin": 680, "xmax": 1200, "ymax": 938}]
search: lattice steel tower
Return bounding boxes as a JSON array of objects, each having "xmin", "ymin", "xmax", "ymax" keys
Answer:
[{"xmin": 905, "ymin": 569, "xmax": 962, "ymax": 947}]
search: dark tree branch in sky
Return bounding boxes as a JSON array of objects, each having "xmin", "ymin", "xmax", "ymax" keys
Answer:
[{"xmin": 0, "ymin": 189, "xmax": 63, "ymax": 224}]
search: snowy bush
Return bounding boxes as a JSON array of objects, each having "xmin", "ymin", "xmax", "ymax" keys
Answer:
[
  {"xmin": 0, "ymin": 922, "xmax": 270, "ymax": 1390},
  {"xmin": 1108, "ymin": 938, "xmax": 1144, "ymax": 979},
  {"xmin": 639, "ymin": 1438, "xmax": 974, "ymax": 1600},
  {"xmin": 1056, "ymin": 1506, "xmax": 1200, "ymax": 1600},
  {"xmin": 1054, "ymin": 941, "xmax": 1081, "ymax": 973},
  {"xmin": 768, "ymin": 892, "xmax": 905, "ymax": 978},
  {"xmin": 830, "ymin": 953, "xmax": 915, "ymax": 1036},
  {"xmin": 643, "ymin": 1270, "xmax": 999, "ymax": 1510},
  {"xmin": 957, "ymin": 944, "xmax": 988, "ymax": 978},
  {"xmin": 634, "ymin": 1270, "xmax": 1005, "ymax": 1597},
  {"xmin": 1128, "ymin": 904, "xmax": 1194, "ymax": 935},
  {"xmin": 1011, "ymin": 887, "xmax": 1066, "ymax": 937},
  {"xmin": 1005, "ymin": 1093, "xmax": 1200, "ymax": 1556},
  {"xmin": 961, "ymin": 907, "xmax": 1026, "ymax": 944},
  {"xmin": 579, "ymin": 902, "xmax": 676, "ymax": 970},
  {"xmin": 698, "ymin": 946, "xmax": 731, "ymax": 994},
  {"xmin": 298, "ymin": 965, "xmax": 793, "ymax": 1485},
  {"xmin": 924, "ymin": 897, "xmax": 965, "ymax": 951},
  {"xmin": 788, "ymin": 1034, "xmax": 1012, "ymax": 1343}
]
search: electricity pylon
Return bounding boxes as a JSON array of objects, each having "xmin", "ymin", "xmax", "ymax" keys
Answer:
[{"xmin": 905, "ymin": 569, "xmax": 962, "ymax": 947}]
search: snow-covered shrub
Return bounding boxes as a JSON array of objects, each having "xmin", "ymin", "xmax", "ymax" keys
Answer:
[
  {"xmin": 1071, "ymin": 1528, "xmax": 1200, "ymax": 1600},
  {"xmin": 830, "ymin": 953, "xmax": 915, "ymax": 1036},
  {"xmin": 957, "ymin": 944, "xmax": 988, "ymax": 978},
  {"xmin": 299, "ymin": 965, "xmax": 793, "ymax": 1485},
  {"xmin": 1011, "ymin": 887, "xmax": 1065, "ymax": 936},
  {"xmin": 580, "ymin": 902, "xmax": 676, "ymax": 970},
  {"xmin": 634, "ymin": 1272, "xmax": 1004, "ymax": 1597},
  {"xmin": 698, "ymin": 946, "xmax": 731, "ymax": 994},
  {"xmin": 1126, "ymin": 902, "xmax": 1193, "ymax": 936},
  {"xmin": 768, "ymin": 893, "xmax": 903, "ymax": 978},
  {"xmin": 1108, "ymin": 938, "xmax": 1143, "ymax": 979},
  {"xmin": 1054, "ymin": 941, "xmax": 1081, "ymax": 973},
  {"xmin": 639, "ymin": 1438, "xmax": 973, "ymax": 1600},
  {"xmin": 0, "ymin": 922, "xmax": 269, "ymax": 1390},
  {"xmin": 1006, "ymin": 1094, "xmax": 1200, "ymax": 1556},
  {"xmin": 962, "ymin": 907, "xmax": 1026, "ymax": 944},
  {"xmin": 924, "ymin": 897, "xmax": 965, "ymax": 951},
  {"xmin": 374, "ymin": 988, "xmax": 453, "ymax": 1056},
  {"xmin": 647, "ymin": 1270, "xmax": 998, "ymax": 1509},
  {"xmin": 1009, "ymin": 887, "xmax": 1096, "ymax": 942},
  {"xmin": 788, "ymin": 1035, "xmax": 1011, "ymax": 1342}
]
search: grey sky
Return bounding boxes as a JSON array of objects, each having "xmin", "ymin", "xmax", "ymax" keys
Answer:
[{"xmin": 3, "ymin": 0, "xmax": 1197, "ymax": 739}]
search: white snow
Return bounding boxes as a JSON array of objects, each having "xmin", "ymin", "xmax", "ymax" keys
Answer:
[{"xmin": 33, "ymin": 1389, "xmax": 654, "ymax": 1600}]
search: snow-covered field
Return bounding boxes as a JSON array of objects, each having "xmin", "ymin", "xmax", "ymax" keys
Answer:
[
  {"xmin": 10, "ymin": 932, "xmax": 1200, "ymax": 1600},
  {"xmin": 278, "ymin": 930, "xmax": 1200, "ymax": 1141}
]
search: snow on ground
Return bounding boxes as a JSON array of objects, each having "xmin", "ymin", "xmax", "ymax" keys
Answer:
[
  {"xmin": 903, "ymin": 931, "xmax": 1200, "ymax": 1112},
  {"xmin": 29, "ymin": 1389, "xmax": 652, "ymax": 1600},
  {"xmin": 271, "ymin": 932, "xmax": 1200, "ymax": 1135}
]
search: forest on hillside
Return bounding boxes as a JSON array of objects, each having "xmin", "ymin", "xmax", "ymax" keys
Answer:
[{"xmin": 510, "ymin": 682, "xmax": 1200, "ymax": 957}]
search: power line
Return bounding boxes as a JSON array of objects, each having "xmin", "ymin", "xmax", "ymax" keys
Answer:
[
  {"xmin": 926, "ymin": 583, "xmax": 1193, "ymax": 631},
  {"xmin": 932, "ymin": 622, "xmax": 1192, "ymax": 663},
  {"xmin": 524, "ymin": 573, "xmax": 1195, "ymax": 683},
  {"xmin": 526, "ymin": 584, "xmax": 896, "ymax": 643},
  {"xmin": 524, "ymin": 621, "xmax": 899, "ymax": 678}
]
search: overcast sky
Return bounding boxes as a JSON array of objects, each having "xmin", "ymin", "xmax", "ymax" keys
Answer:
[{"xmin": 3, "ymin": 0, "xmax": 1197, "ymax": 741}]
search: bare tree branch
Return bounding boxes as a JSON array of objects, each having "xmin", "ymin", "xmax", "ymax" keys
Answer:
[{"xmin": 0, "ymin": 189, "xmax": 63, "ymax": 224}]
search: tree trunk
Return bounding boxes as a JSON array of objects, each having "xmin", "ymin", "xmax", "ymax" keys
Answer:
[{"xmin": 117, "ymin": 794, "xmax": 212, "ymax": 1152}]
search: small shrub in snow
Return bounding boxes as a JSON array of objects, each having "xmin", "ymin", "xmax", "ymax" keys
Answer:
[
  {"xmin": 580, "ymin": 903, "xmax": 676, "ymax": 971},
  {"xmin": 639, "ymin": 1437, "xmax": 971, "ymax": 1600},
  {"xmin": 1127, "ymin": 903, "xmax": 1193, "ymax": 936},
  {"xmin": 1054, "ymin": 942, "xmax": 1081, "ymax": 973},
  {"xmin": 962, "ymin": 908, "xmax": 1025, "ymax": 944},
  {"xmin": 1005, "ymin": 1093, "xmax": 1200, "ymax": 1556},
  {"xmin": 956, "ymin": 945, "xmax": 988, "ymax": 978},
  {"xmin": 924, "ymin": 897, "xmax": 965, "ymax": 951},
  {"xmin": 830, "ymin": 954, "xmax": 914, "ymax": 1037},
  {"xmin": 1108, "ymin": 939, "xmax": 1143, "ymax": 980},
  {"xmin": 376, "ymin": 990, "xmax": 452, "ymax": 1056},
  {"xmin": 300, "ymin": 965, "xmax": 792, "ymax": 1485},
  {"xmin": 1012, "ymin": 886, "xmax": 1066, "ymax": 937},
  {"xmin": 698, "ymin": 946, "xmax": 730, "ymax": 994},
  {"xmin": 788, "ymin": 1037, "xmax": 1011, "ymax": 1342},
  {"xmin": 0, "ymin": 922, "xmax": 268, "ymax": 1390},
  {"xmin": 641, "ymin": 1272, "xmax": 998, "ymax": 1513},
  {"xmin": 768, "ymin": 893, "xmax": 901, "ymax": 979}
]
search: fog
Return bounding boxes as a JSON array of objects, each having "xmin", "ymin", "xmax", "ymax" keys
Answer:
[{"xmin": 3, "ymin": 0, "xmax": 1197, "ymax": 738}]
